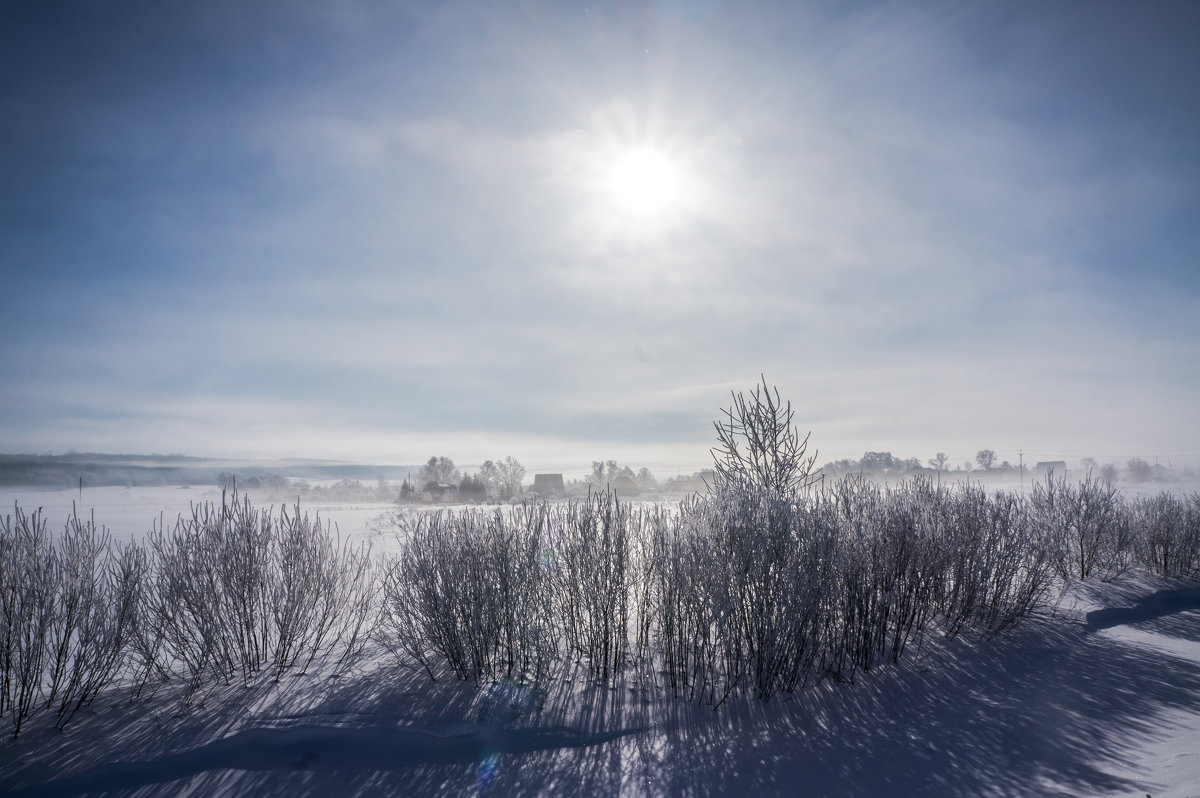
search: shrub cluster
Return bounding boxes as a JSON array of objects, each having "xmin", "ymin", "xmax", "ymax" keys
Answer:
[
  {"xmin": 378, "ymin": 504, "xmax": 555, "ymax": 684},
  {"xmin": 1025, "ymin": 474, "xmax": 1200, "ymax": 582},
  {"xmin": 378, "ymin": 476, "xmax": 1199, "ymax": 705},
  {"xmin": 4, "ymin": 474, "xmax": 1199, "ymax": 738},
  {"xmin": 1030, "ymin": 472, "xmax": 1135, "ymax": 581},
  {"xmin": 139, "ymin": 494, "xmax": 379, "ymax": 700},
  {"xmin": 0, "ymin": 506, "xmax": 139, "ymax": 737},
  {"xmin": 1, "ymin": 493, "xmax": 378, "ymax": 738},
  {"xmin": 654, "ymin": 478, "xmax": 1057, "ymax": 703},
  {"xmin": 1132, "ymin": 490, "xmax": 1200, "ymax": 578}
]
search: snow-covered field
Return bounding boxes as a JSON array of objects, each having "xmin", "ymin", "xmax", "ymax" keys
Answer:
[
  {"xmin": 0, "ymin": 486, "xmax": 396, "ymax": 548},
  {"xmin": 1, "ymin": 488, "xmax": 1199, "ymax": 797}
]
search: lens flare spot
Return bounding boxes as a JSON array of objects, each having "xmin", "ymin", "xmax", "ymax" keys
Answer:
[{"xmin": 477, "ymin": 751, "xmax": 501, "ymax": 792}]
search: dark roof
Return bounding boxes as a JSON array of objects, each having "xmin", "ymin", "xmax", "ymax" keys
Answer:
[{"xmin": 532, "ymin": 473, "xmax": 565, "ymax": 492}]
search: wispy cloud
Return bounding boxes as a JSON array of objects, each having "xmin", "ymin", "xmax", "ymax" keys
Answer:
[{"xmin": 2, "ymin": 1, "xmax": 1197, "ymax": 469}]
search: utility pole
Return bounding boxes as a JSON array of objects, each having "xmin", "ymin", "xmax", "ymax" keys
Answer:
[{"xmin": 1019, "ymin": 450, "xmax": 1024, "ymax": 492}]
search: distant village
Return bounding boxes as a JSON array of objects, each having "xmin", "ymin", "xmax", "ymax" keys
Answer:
[
  {"xmin": 387, "ymin": 457, "xmax": 711, "ymax": 504},
  {"xmin": 0, "ymin": 450, "xmax": 1188, "ymax": 499},
  {"xmin": 226, "ymin": 451, "xmax": 1188, "ymax": 505}
]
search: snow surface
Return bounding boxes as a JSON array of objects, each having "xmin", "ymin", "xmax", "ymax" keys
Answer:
[
  {"xmin": 2, "ymin": 490, "xmax": 1199, "ymax": 797},
  {"xmin": 0, "ymin": 486, "xmax": 393, "ymax": 547}
]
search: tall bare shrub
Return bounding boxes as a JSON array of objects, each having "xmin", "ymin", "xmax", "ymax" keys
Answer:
[
  {"xmin": 0, "ymin": 505, "xmax": 142, "ymax": 737},
  {"xmin": 711, "ymin": 376, "xmax": 820, "ymax": 497},
  {"xmin": 1134, "ymin": 492, "xmax": 1200, "ymax": 578},
  {"xmin": 1032, "ymin": 473, "xmax": 1133, "ymax": 581},
  {"xmin": 0, "ymin": 506, "xmax": 57, "ymax": 737},
  {"xmin": 549, "ymin": 489, "xmax": 636, "ymax": 680},
  {"xmin": 144, "ymin": 492, "xmax": 377, "ymax": 700},
  {"xmin": 379, "ymin": 506, "xmax": 555, "ymax": 684},
  {"xmin": 44, "ymin": 508, "xmax": 142, "ymax": 728}
]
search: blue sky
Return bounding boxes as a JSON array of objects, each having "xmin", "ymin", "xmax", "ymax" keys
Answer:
[{"xmin": 1, "ymin": 0, "xmax": 1198, "ymax": 475}]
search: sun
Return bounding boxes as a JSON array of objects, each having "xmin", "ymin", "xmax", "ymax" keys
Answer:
[{"xmin": 605, "ymin": 146, "xmax": 684, "ymax": 218}]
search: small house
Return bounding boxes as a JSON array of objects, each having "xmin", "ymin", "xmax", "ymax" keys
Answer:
[
  {"xmin": 532, "ymin": 473, "xmax": 565, "ymax": 496},
  {"xmin": 423, "ymin": 483, "xmax": 459, "ymax": 502},
  {"xmin": 611, "ymin": 475, "xmax": 641, "ymax": 496}
]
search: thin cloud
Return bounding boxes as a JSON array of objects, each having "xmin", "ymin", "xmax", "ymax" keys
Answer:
[{"xmin": 0, "ymin": 1, "xmax": 1196, "ymax": 468}]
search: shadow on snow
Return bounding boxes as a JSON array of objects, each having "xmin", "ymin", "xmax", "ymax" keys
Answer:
[
  {"xmin": 1085, "ymin": 587, "xmax": 1200, "ymax": 631},
  {"xmin": 3, "ymin": 581, "xmax": 1199, "ymax": 797}
]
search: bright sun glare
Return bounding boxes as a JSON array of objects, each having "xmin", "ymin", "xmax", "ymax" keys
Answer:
[{"xmin": 606, "ymin": 146, "xmax": 683, "ymax": 217}]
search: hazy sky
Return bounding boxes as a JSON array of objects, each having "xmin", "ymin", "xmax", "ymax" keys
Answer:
[{"xmin": 2, "ymin": 0, "xmax": 1198, "ymax": 475}]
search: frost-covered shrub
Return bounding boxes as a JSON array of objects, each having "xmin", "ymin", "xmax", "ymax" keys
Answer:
[
  {"xmin": 144, "ymin": 497, "xmax": 269, "ymax": 695},
  {"xmin": 637, "ymin": 474, "xmax": 1061, "ymax": 705},
  {"xmin": 143, "ymin": 493, "xmax": 377, "ymax": 699},
  {"xmin": 702, "ymin": 486, "xmax": 836, "ymax": 699},
  {"xmin": 379, "ymin": 505, "xmax": 555, "ymax": 684},
  {"xmin": 13, "ymin": 448, "xmax": 1195, "ymax": 729},
  {"xmin": 1031, "ymin": 473, "xmax": 1133, "ymax": 581},
  {"xmin": 43, "ymin": 509, "xmax": 142, "ymax": 729},
  {"xmin": 0, "ymin": 505, "xmax": 141, "ymax": 737},
  {"xmin": 710, "ymin": 376, "xmax": 820, "ymax": 498},
  {"xmin": 655, "ymin": 481, "xmax": 843, "ymax": 701},
  {"xmin": 647, "ymin": 500, "xmax": 727, "ymax": 702},
  {"xmin": 822, "ymin": 478, "xmax": 941, "ymax": 681},
  {"xmin": 269, "ymin": 504, "xmax": 379, "ymax": 679},
  {"xmin": 0, "ymin": 506, "xmax": 57, "ymax": 737},
  {"xmin": 938, "ymin": 486, "xmax": 1053, "ymax": 636},
  {"xmin": 548, "ymin": 489, "xmax": 639, "ymax": 680},
  {"xmin": 1134, "ymin": 492, "xmax": 1200, "ymax": 578}
]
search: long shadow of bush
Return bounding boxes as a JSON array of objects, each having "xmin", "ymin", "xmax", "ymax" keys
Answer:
[{"xmin": 624, "ymin": 610, "xmax": 1200, "ymax": 797}]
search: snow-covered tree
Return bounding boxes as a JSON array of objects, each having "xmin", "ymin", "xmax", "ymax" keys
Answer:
[
  {"xmin": 420, "ymin": 456, "xmax": 459, "ymax": 488},
  {"xmin": 976, "ymin": 449, "xmax": 997, "ymax": 471}
]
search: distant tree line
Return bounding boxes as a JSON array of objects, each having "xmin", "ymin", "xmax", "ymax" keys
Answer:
[
  {"xmin": 215, "ymin": 472, "xmax": 290, "ymax": 492},
  {"xmin": 398, "ymin": 456, "xmax": 670, "ymax": 504},
  {"xmin": 819, "ymin": 449, "xmax": 1178, "ymax": 486},
  {"xmin": 397, "ymin": 455, "xmax": 529, "ymax": 504}
]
